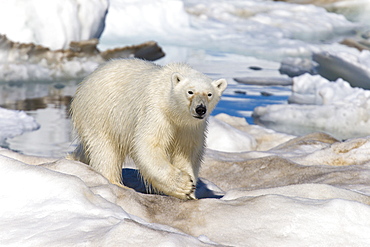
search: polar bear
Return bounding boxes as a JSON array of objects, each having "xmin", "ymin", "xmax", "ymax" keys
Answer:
[{"xmin": 70, "ymin": 58, "xmax": 227, "ymax": 199}]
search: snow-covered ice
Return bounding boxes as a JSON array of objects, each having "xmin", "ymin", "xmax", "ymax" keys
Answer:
[
  {"xmin": 0, "ymin": 0, "xmax": 365, "ymax": 82},
  {"xmin": 1, "ymin": 0, "xmax": 370, "ymax": 245},
  {"xmin": 206, "ymin": 116, "xmax": 258, "ymax": 152},
  {"xmin": 0, "ymin": 0, "xmax": 109, "ymax": 81},
  {"xmin": 282, "ymin": 0, "xmax": 370, "ymax": 24},
  {"xmin": 253, "ymin": 73, "xmax": 370, "ymax": 140},
  {"xmin": 1, "ymin": 115, "xmax": 370, "ymax": 246},
  {"xmin": 100, "ymin": 0, "xmax": 360, "ymax": 60},
  {"xmin": 0, "ymin": 0, "xmax": 108, "ymax": 50}
]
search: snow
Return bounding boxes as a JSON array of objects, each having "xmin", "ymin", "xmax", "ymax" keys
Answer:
[
  {"xmin": 1, "ymin": 0, "xmax": 370, "ymax": 245},
  {"xmin": 1, "ymin": 0, "xmax": 369, "ymax": 142},
  {"xmin": 207, "ymin": 114, "xmax": 294, "ymax": 153},
  {"xmin": 100, "ymin": 0, "xmax": 360, "ymax": 60},
  {"xmin": 206, "ymin": 116, "xmax": 257, "ymax": 152},
  {"xmin": 315, "ymin": 0, "xmax": 370, "ymax": 24},
  {"xmin": 2, "ymin": 115, "xmax": 370, "ymax": 246},
  {"xmin": 253, "ymin": 73, "xmax": 370, "ymax": 140},
  {"xmin": 100, "ymin": 0, "xmax": 190, "ymax": 48},
  {"xmin": 0, "ymin": 0, "xmax": 108, "ymax": 82},
  {"xmin": 0, "ymin": 0, "xmax": 365, "ymax": 82},
  {"xmin": 0, "ymin": 0, "xmax": 108, "ymax": 50}
]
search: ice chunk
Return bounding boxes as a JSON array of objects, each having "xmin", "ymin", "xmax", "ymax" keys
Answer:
[
  {"xmin": 279, "ymin": 57, "xmax": 318, "ymax": 77},
  {"xmin": 207, "ymin": 116, "xmax": 257, "ymax": 152},
  {"xmin": 0, "ymin": 0, "xmax": 109, "ymax": 50},
  {"xmin": 313, "ymin": 51, "xmax": 370, "ymax": 90},
  {"xmin": 253, "ymin": 74, "xmax": 370, "ymax": 139},
  {"xmin": 233, "ymin": 76, "xmax": 293, "ymax": 86}
]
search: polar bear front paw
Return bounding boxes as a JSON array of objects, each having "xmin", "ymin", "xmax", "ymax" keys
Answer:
[{"xmin": 161, "ymin": 169, "xmax": 196, "ymax": 200}]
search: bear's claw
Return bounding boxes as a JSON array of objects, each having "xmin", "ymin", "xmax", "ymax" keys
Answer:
[
  {"xmin": 185, "ymin": 182, "xmax": 197, "ymax": 200},
  {"xmin": 163, "ymin": 169, "xmax": 197, "ymax": 200},
  {"xmin": 186, "ymin": 193, "xmax": 196, "ymax": 200}
]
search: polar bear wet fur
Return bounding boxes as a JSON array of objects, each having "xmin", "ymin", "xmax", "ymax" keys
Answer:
[{"xmin": 70, "ymin": 59, "xmax": 227, "ymax": 199}]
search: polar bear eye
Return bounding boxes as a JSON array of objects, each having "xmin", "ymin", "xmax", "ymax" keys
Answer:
[
  {"xmin": 208, "ymin": 93, "xmax": 213, "ymax": 97},
  {"xmin": 188, "ymin": 90, "xmax": 194, "ymax": 95}
]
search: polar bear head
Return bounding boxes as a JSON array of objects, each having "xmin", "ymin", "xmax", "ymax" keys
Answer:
[{"xmin": 170, "ymin": 68, "xmax": 227, "ymax": 123}]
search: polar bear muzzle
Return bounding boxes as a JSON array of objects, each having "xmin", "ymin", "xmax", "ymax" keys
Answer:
[
  {"xmin": 195, "ymin": 104, "xmax": 207, "ymax": 119},
  {"xmin": 190, "ymin": 94, "xmax": 208, "ymax": 119}
]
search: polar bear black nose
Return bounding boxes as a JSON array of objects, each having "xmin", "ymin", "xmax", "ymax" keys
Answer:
[{"xmin": 196, "ymin": 104, "xmax": 207, "ymax": 116}]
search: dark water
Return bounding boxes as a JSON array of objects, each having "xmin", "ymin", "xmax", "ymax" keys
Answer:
[{"xmin": 0, "ymin": 80, "xmax": 79, "ymax": 157}]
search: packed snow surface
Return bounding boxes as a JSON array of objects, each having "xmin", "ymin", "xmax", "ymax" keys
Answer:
[{"xmin": 1, "ymin": 114, "xmax": 370, "ymax": 246}]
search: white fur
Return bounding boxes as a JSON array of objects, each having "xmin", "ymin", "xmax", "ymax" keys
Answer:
[{"xmin": 70, "ymin": 58, "xmax": 227, "ymax": 199}]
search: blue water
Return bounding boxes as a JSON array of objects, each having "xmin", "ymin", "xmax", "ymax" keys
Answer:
[{"xmin": 213, "ymin": 83, "xmax": 291, "ymax": 124}]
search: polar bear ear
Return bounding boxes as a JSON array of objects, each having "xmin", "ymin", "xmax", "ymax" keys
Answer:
[
  {"xmin": 171, "ymin": 72, "xmax": 184, "ymax": 86},
  {"xmin": 212, "ymin": 79, "xmax": 228, "ymax": 95}
]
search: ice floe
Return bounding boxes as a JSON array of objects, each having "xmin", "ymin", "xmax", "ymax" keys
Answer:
[{"xmin": 1, "ymin": 115, "xmax": 370, "ymax": 246}]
